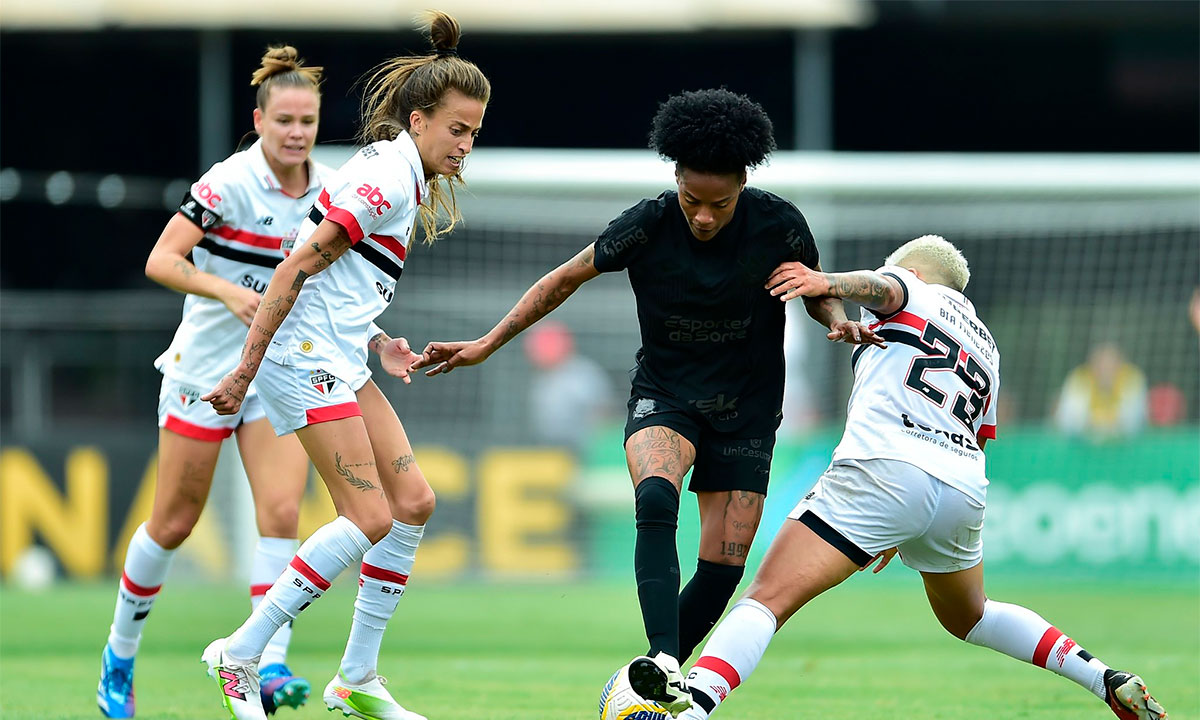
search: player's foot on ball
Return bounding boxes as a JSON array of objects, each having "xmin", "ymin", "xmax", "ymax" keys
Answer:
[
  {"xmin": 97, "ymin": 644, "xmax": 136, "ymax": 718},
  {"xmin": 1104, "ymin": 669, "xmax": 1168, "ymax": 720},
  {"xmin": 201, "ymin": 638, "xmax": 267, "ymax": 720},
  {"xmin": 628, "ymin": 652, "xmax": 692, "ymax": 718},
  {"xmin": 322, "ymin": 670, "xmax": 427, "ymax": 720},
  {"xmin": 259, "ymin": 663, "xmax": 310, "ymax": 715}
]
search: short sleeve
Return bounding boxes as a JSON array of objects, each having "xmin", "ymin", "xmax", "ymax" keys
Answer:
[
  {"xmin": 593, "ymin": 198, "xmax": 663, "ymax": 273},
  {"xmin": 180, "ymin": 161, "xmax": 239, "ymax": 232},
  {"xmin": 324, "ymin": 164, "xmax": 417, "ymax": 244},
  {"xmin": 779, "ymin": 204, "xmax": 819, "ymax": 268},
  {"xmin": 874, "ymin": 265, "xmax": 914, "ymax": 319}
]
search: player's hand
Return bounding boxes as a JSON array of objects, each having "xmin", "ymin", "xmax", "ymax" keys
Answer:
[
  {"xmin": 827, "ymin": 320, "xmax": 887, "ymax": 348},
  {"xmin": 860, "ymin": 547, "xmax": 898, "ymax": 574},
  {"xmin": 220, "ymin": 286, "xmax": 262, "ymax": 327},
  {"xmin": 379, "ymin": 337, "xmax": 421, "ymax": 384},
  {"xmin": 202, "ymin": 367, "xmax": 252, "ymax": 416},
  {"xmin": 412, "ymin": 339, "xmax": 491, "ymax": 376},
  {"xmin": 766, "ymin": 261, "xmax": 831, "ymax": 302}
]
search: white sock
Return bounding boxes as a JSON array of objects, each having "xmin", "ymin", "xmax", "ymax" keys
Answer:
[
  {"xmin": 684, "ymin": 598, "xmax": 778, "ymax": 717},
  {"xmin": 340, "ymin": 520, "xmax": 424, "ymax": 683},
  {"xmin": 225, "ymin": 517, "xmax": 372, "ymax": 662},
  {"xmin": 107, "ymin": 523, "xmax": 175, "ymax": 659},
  {"xmin": 251, "ymin": 536, "xmax": 298, "ymax": 669},
  {"xmin": 965, "ymin": 599, "xmax": 1108, "ymax": 700}
]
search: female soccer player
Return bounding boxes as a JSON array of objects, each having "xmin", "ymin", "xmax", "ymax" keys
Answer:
[
  {"xmin": 97, "ymin": 46, "xmax": 329, "ymax": 719},
  {"xmin": 200, "ymin": 12, "xmax": 490, "ymax": 720},
  {"xmin": 413, "ymin": 88, "xmax": 880, "ymax": 716},
  {"xmin": 675, "ymin": 236, "xmax": 1166, "ymax": 720}
]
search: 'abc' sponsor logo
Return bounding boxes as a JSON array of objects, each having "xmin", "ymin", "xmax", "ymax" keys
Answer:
[{"xmin": 356, "ymin": 184, "xmax": 392, "ymax": 216}]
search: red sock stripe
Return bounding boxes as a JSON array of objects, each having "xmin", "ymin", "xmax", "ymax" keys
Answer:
[
  {"xmin": 121, "ymin": 571, "xmax": 162, "ymax": 597},
  {"xmin": 1032, "ymin": 626, "xmax": 1063, "ymax": 668},
  {"xmin": 289, "ymin": 556, "xmax": 332, "ymax": 591},
  {"xmin": 249, "ymin": 583, "xmax": 272, "ymax": 597},
  {"xmin": 694, "ymin": 656, "xmax": 742, "ymax": 690},
  {"xmin": 360, "ymin": 562, "xmax": 409, "ymax": 585}
]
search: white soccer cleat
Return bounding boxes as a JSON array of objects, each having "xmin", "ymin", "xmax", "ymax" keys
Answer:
[
  {"xmin": 627, "ymin": 652, "xmax": 693, "ymax": 717},
  {"xmin": 201, "ymin": 638, "xmax": 267, "ymax": 720},
  {"xmin": 1104, "ymin": 669, "xmax": 1168, "ymax": 720},
  {"xmin": 323, "ymin": 670, "xmax": 426, "ymax": 720}
]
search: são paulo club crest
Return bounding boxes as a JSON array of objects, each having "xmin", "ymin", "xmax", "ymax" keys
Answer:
[
  {"xmin": 309, "ymin": 370, "xmax": 337, "ymax": 395},
  {"xmin": 178, "ymin": 386, "xmax": 202, "ymax": 408}
]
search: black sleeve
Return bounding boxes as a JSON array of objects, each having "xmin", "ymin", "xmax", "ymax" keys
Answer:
[
  {"xmin": 593, "ymin": 198, "xmax": 662, "ymax": 273},
  {"xmin": 781, "ymin": 205, "xmax": 819, "ymax": 268},
  {"xmin": 178, "ymin": 191, "xmax": 222, "ymax": 232}
]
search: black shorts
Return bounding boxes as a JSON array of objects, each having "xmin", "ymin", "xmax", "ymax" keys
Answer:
[{"xmin": 624, "ymin": 394, "xmax": 776, "ymax": 495}]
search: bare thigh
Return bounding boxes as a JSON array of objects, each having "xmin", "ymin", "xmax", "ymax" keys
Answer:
[
  {"xmin": 295, "ymin": 415, "xmax": 392, "ymax": 544},
  {"xmin": 145, "ymin": 428, "xmax": 223, "ymax": 549},
  {"xmin": 920, "ymin": 562, "xmax": 987, "ymax": 640},
  {"xmin": 236, "ymin": 416, "xmax": 309, "ymax": 538},
  {"xmin": 744, "ymin": 518, "xmax": 860, "ymax": 627},
  {"xmin": 624, "ymin": 425, "xmax": 697, "ymax": 493},
  {"xmin": 696, "ymin": 490, "xmax": 765, "ymax": 567},
  {"xmin": 356, "ymin": 379, "xmax": 435, "ymax": 525}
]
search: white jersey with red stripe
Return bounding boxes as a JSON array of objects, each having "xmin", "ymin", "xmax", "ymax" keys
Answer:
[
  {"xmin": 265, "ymin": 131, "xmax": 427, "ymax": 389},
  {"xmin": 155, "ymin": 139, "xmax": 331, "ymax": 389},
  {"xmin": 832, "ymin": 266, "xmax": 1000, "ymax": 504}
]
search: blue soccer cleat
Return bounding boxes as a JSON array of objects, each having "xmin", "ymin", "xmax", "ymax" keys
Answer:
[
  {"xmin": 259, "ymin": 663, "xmax": 310, "ymax": 715},
  {"xmin": 97, "ymin": 644, "xmax": 136, "ymax": 718}
]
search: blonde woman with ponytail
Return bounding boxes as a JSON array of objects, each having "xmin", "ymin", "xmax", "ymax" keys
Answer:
[
  {"xmin": 200, "ymin": 12, "xmax": 490, "ymax": 720},
  {"xmin": 98, "ymin": 46, "xmax": 330, "ymax": 718}
]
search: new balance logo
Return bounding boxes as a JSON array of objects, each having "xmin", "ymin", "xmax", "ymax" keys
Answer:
[
  {"xmin": 218, "ymin": 669, "xmax": 246, "ymax": 700},
  {"xmin": 1055, "ymin": 638, "xmax": 1076, "ymax": 667},
  {"xmin": 256, "ymin": 216, "xmax": 274, "ymax": 226},
  {"xmin": 711, "ymin": 685, "xmax": 728, "ymax": 701}
]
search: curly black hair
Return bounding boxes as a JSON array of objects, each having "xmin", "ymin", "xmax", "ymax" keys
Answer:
[{"xmin": 648, "ymin": 88, "xmax": 776, "ymax": 175}]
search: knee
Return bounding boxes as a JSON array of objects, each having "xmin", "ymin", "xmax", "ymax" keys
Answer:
[
  {"xmin": 634, "ymin": 477, "xmax": 680, "ymax": 530},
  {"xmin": 942, "ymin": 604, "xmax": 985, "ymax": 641},
  {"xmin": 744, "ymin": 583, "xmax": 794, "ymax": 628},
  {"xmin": 255, "ymin": 502, "xmax": 300, "ymax": 538},
  {"xmin": 394, "ymin": 484, "xmax": 436, "ymax": 525},
  {"xmin": 145, "ymin": 516, "xmax": 196, "ymax": 550}
]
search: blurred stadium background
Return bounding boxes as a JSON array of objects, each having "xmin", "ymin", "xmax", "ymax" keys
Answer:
[{"xmin": 1, "ymin": 1, "xmax": 1198, "ymax": 717}]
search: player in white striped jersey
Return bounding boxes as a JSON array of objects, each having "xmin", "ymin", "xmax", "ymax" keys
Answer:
[
  {"xmin": 98, "ymin": 47, "xmax": 329, "ymax": 719},
  {"xmin": 199, "ymin": 12, "xmax": 491, "ymax": 720},
  {"xmin": 675, "ymin": 236, "xmax": 1167, "ymax": 720}
]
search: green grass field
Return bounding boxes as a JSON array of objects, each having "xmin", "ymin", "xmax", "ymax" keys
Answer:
[{"xmin": 1, "ymin": 573, "xmax": 1196, "ymax": 719}]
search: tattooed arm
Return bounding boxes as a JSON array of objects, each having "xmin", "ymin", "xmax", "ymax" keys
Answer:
[
  {"xmin": 766, "ymin": 260, "xmax": 891, "ymax": 346},
  {"xmin": 202, "ymin": 220, "xmax": 352, "ymax": 413},
  {"xmin": 145, "ymin": 214, "xmax": 263, "ymax": 326},
  {"xmin": 413, "ymin": 243, "xmax": 602, "ymax": 375}
]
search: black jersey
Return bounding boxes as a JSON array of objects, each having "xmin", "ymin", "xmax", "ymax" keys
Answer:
[{"xmin": 593, "ymin": 187, "xmax": 819, "ymax": 434}]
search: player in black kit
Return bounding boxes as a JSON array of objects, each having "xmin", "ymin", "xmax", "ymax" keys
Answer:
[{"xmin": 412, "ymin": 89, "xmax": 881, "ymax": 716}]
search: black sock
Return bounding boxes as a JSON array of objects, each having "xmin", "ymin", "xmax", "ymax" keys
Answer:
[
  {"xmin": 677, "ymin": 559, "xmax": 745, "ymax": 662},
  {"xmin": 634, "ymin": 476, "xmax": 681, "ymax": 659}
]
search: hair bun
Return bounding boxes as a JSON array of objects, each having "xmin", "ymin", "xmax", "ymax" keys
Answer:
[{"xmin": 423, "ymin": 10, "xmax": 462, "ymax": 55}]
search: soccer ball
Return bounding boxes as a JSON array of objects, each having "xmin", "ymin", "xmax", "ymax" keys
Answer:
[{"xmin": 598, "ymin": 663, "xmax": 669, "ymax": 720}]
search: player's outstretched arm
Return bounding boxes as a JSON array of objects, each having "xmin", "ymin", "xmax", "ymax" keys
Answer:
[
  {"xmin": 145, "ymin": 214, "xmax": 262, "ymax": 326},
  {"xmin": 414, "ymin": 243, "xmax": 601, "ymax": 376},
  {"xmin": 767, "ymin": 261, "xmax": 888, "ymax": 346},
  {"xmin": 202, "ymin": 220, "xmax": 351, "ymax": 414}
]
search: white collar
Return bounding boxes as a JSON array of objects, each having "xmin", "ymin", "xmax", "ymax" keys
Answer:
[
  {"xmin": 247, "ymin": 138, "xmax": 322, "ymax": 196},
  {"xmin": 391, "ymin": 130, "xmax": 431, "ymax": 206}
]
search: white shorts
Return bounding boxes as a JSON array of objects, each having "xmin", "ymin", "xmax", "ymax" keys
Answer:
[
  {"xmin": 253, "ymin": 357, "xmax": 364, "ymax": 435},
  {"xmin": 157, "ymin": 375, "xmax": 266, "ymax": 442},
  {"xmin": 787, "ymin": 458, "xmax": 984, "ymax": 573}
]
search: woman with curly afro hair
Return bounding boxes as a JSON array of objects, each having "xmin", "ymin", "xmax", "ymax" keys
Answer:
[{"xmin": 414, "ymin": 88, "xmax": 881, "ymax": 716}]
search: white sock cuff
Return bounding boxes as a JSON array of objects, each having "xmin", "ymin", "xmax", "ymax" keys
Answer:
[
  {"xmin": 733, "ymin": 598, "xmax": 779, "ymax": 631},
  {"xmin": 332, "ymin": 516, "xmax": 375, "ymax": 556},
  {"xmin": 131, "ymin": 523, "xmax": 174, "ymax": 561},
  {"xmin": 256, "ymin": 536, "xmax": 299, "ymax": 558},
  {"xmin": 964, "ymin": 599, "xmax": 996, "ymax": 645}
]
